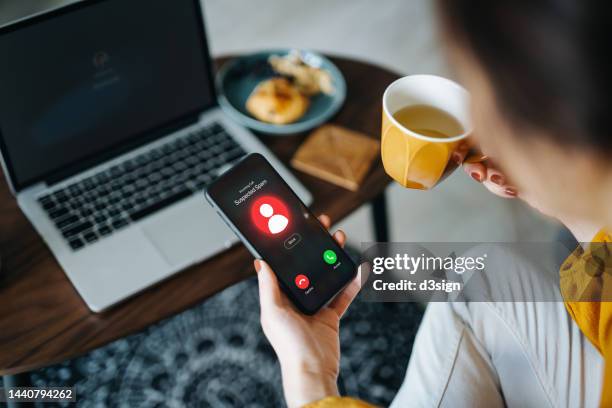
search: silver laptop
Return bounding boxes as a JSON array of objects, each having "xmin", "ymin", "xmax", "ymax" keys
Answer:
[{"xmin": 0, "ymin": 0, "xmax": 311, "ymax": 312}]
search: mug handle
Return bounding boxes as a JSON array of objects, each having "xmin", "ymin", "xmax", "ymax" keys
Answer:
[
  {"xmin": 461, "ymin": 138, "xmax": 488, "ymax": 163},
  {"xmin": 464, "ymin": 149, "xmax": 488, "ymax": 163}
]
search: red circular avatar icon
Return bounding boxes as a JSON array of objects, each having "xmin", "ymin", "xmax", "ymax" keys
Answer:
[
  {"xmin": 250, "ymin": 196, "xmax": 290, "ymax": 235},
  {"xmin": 295, "ymin": 274, "xmax": 310, "ymax": 289}
]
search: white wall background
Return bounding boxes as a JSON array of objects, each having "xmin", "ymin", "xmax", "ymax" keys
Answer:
[{"xmin": 0, "ymin": 0, "xmax": 560, "ymax": 243}]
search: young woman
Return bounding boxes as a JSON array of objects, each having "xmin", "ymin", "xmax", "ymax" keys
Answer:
[{"xmin": 253, "ymin": 0, "xmax": 611, "ymax": 406}]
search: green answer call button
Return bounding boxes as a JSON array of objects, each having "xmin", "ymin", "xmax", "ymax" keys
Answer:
[{"xmin": 323, "ymin": 249, "xmax": 337, "ymax": 265}]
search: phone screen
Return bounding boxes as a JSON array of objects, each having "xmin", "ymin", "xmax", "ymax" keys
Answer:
[{"xmin": 206, "ymin": 153, "xmax": 357, "ymax": 314}]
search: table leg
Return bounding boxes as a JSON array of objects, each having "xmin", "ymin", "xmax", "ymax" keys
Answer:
[
  {"xmin": 2, "ymin": 373, "xmax": 32, "ymax": 408},
  {"xmin": 370, "ymin": 190, "xmax": 389, "ymax": 242}
]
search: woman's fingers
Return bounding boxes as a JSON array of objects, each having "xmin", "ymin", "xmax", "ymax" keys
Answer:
[
  {"xmin": 482, "ymin": 179, "xmax": 518, "ymax": 198},
  {"xmin": 319, "ymin": 214, "xmax": 346, "ymax": 247},
  {"xmin": 463, "ymin": 161, "xmax": 487, "ymax": 183},
  {"xmin": 318, "ymin": 214, "xmax": 331, "ymax": 229},
  {"xmin": 464, "ymin": 161, "xmax": 518, "ymax": 198},
  {"xmin": 328, "ymin": 267, "xmax": 362, "ymax": 318},
  {"xmin": 451, "ymin": 142, "xmax": 470, "ymax": 165},
  {"xmin": 487, "ymin": 167, "xmax": 505, "ymax": 186},
  {"xmin": 333, "ymin": 230, "xmax": 346, "ymax": 248},
  {"xmin": 255, "ymin": 259, "xmax": 286, "ymax": 312},
  {"xmin": 482, "ymin": 166, "xmax": 518, "ymax": 198}
]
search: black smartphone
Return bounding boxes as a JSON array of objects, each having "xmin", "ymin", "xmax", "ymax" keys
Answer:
[{"xmin": 205, "ymin": 153, "xmax": 357, "ymax": 315}]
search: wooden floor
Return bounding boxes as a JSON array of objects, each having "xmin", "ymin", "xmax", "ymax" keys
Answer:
[{"xmin": 0, "ymin": 0, "xmax": 559, "ymax": 243}]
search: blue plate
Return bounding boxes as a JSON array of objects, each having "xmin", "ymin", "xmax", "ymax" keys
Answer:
[{"xmin": 216, "ymin": 50, "xmax": 346, "ymax": 135}]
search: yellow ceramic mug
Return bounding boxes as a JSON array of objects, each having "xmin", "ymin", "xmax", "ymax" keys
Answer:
[{"xmin": 381, "ymin": 75, "xmax": 475, "ymax": 190}]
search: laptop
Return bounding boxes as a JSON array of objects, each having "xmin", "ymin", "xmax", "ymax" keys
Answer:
[{"xmin": 0, "ymin": 0, "xmax": 311, "ymax": 312}]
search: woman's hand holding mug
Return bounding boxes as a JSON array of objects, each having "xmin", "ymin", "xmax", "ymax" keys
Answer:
[{"xmin": 453, "ymin": 142, "xmax": 518, "ymax": 198}]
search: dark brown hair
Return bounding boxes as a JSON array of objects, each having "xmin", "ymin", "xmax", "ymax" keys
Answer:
[{"xmin": 437, "ymin": 0, "xmax": 611, "ymax": 151}]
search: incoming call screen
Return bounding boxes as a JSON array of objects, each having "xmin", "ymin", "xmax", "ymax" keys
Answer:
[{"xmin": 207, "ymin": 154, "xmax": 357, "ymax": 313}]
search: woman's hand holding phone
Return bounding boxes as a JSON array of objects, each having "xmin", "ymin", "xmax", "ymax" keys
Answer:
[{"xmin": 255, "ymin": 215, "xmax": 361, "ymax": 408}]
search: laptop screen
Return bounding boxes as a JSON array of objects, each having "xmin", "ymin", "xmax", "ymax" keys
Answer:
[{"xmin": 0, "ymin": 0, "xmax": 214, "ymax": 190}]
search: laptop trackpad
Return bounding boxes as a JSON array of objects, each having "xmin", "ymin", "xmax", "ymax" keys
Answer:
[{"xmin": 141, "ymin": 197, "xmax": 234, "ymax": 267}]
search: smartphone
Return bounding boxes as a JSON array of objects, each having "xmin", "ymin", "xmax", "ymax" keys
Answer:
[{"xmin": 205, "ymin": 153, "xmax": 357, "ymax": 315}]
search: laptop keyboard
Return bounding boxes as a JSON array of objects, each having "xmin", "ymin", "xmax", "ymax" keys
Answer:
[{"xmin": 37, "ymin": 122, "xmax": 245, "ymax": 251}]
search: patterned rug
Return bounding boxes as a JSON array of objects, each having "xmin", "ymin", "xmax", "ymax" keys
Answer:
[{"xmin": 30, "ymin": 279, "xmax": 423, "ymax": 407}]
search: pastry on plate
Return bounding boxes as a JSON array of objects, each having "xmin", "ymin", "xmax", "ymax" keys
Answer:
[
  {"xmin": 269, "ymin": 53, "xmax": 334, "ymax": 96},
  {"xmin": 246, "ymin": 77, "xmax": 309, "ymax": 125}
]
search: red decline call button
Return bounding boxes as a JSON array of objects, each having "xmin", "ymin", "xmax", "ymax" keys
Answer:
[{"xmin": 295, "ymin": 274, "xmax": 310, "ymax": 289}]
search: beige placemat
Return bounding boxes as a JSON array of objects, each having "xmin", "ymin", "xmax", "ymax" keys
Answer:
[{"xmin": 291, "ymin": 124, "xmax": 380, "ymax": 191}]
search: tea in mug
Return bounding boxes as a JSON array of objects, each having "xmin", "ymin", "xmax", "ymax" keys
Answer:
[{"xmin": 392, "ymin": 104, "xmax": 464, "ymax": 139}]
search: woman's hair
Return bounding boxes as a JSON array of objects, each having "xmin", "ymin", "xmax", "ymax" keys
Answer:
[{"xmin": 436, "ymin": 0, "xmax": 611, "ymax": 151}]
